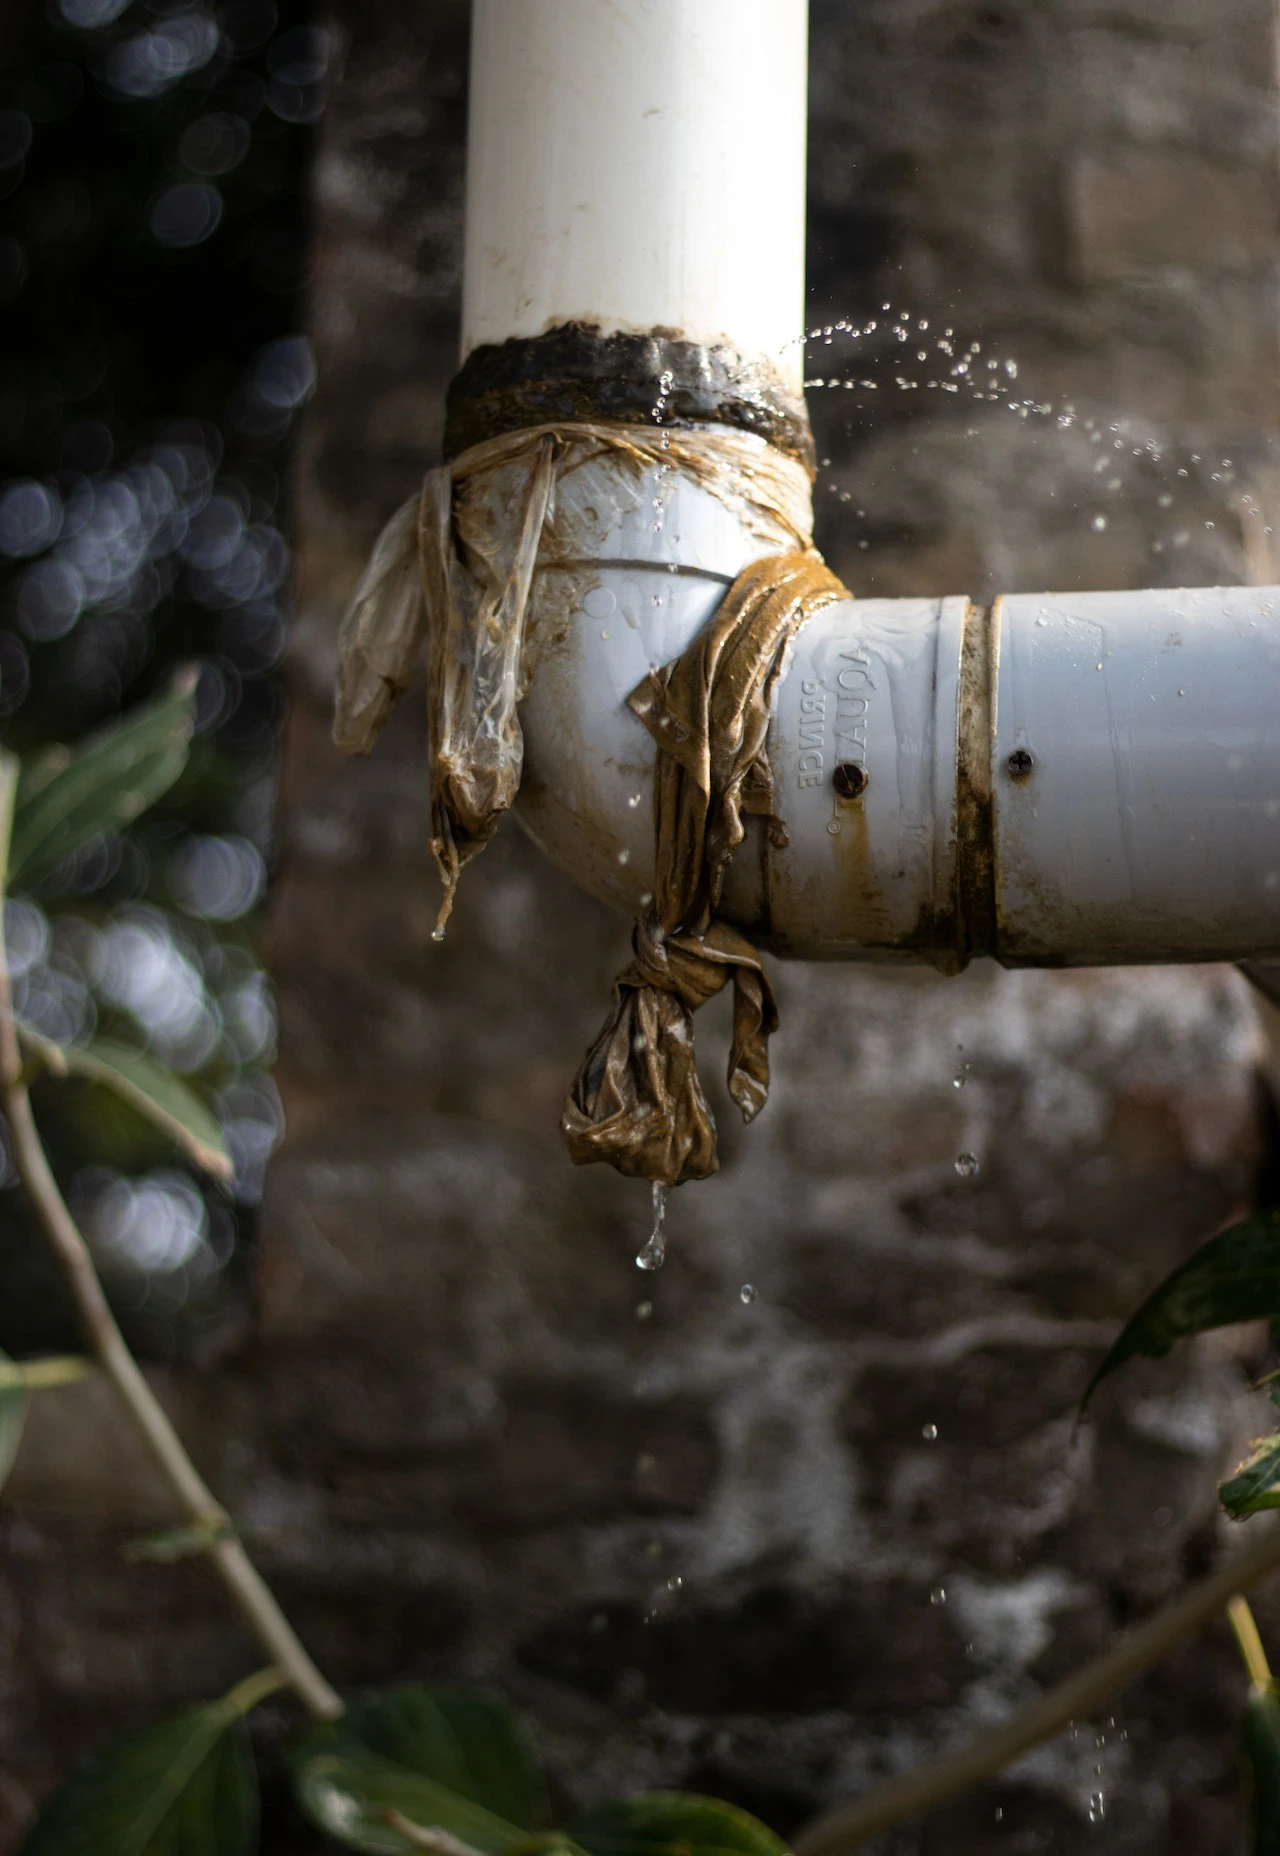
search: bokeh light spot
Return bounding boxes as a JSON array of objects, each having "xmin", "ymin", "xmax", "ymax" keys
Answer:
[
  {"xmin": 0, "ymin": 479, "xmax": 61, "ymax": 557},
  {"xmin": 150, "ymin": 181, "xmax": 223, "ymax": 249}
]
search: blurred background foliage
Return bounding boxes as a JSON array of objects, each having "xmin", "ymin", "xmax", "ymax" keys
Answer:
[{"xmin": 0, "ymin": 0, "xmax": 317, "ymax": 1360}]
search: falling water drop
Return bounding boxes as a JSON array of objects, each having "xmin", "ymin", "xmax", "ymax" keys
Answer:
[
  {"xmin": 930, "ymin": 1586, "xmax": 947, "ymax": 1606},
  {"xmin": 636, "ymin": 1182, "xmax": 668, "ymax": 1271},
  {"xmin": 636, "ymin": 1233, "xmax": 665, "ymax": 1272},
  {"xmin": 739, "ymin": 1282, "xmax": 757, "ymax": 1305},
  {"xmin": 635, "ymin": 1300, "xmax": 653, "ymax": 1321},
  {"xmin": 955, "ymin": 1152, "xmax": 980, "ymax": 1179},
  {"xmin": 666, "ymin": 1573, "xmax": 683, "ymax": 1592},
  {"xmin": 431, "ymin": 925, "xmax": 446, "ymax": 943},
  {"xmin": 1088, "ymin": 1792, "xmax": 1105, "ymax": 1824},
  {"xmin": 922, "ymin": 1422, "xmax": 938, "ymax": 1442}
]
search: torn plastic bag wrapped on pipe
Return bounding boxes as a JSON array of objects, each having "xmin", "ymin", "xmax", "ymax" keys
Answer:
[{"xmin": 331, "ymin": 420, "xmax": 844, "ymax": 1185}]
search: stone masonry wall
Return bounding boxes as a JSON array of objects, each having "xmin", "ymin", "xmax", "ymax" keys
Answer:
[{"xmin": 4, "ymin": 4, "xmax": 1280, "ymax": 1853}]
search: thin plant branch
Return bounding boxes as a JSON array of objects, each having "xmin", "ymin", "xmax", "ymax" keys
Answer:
[
  {"xmin": 794, "ymin": 1516, "xmax": 1280, "ymax": 1855},
  {"xmin": 0, "ymin": 751, "xmax": 342, "ymax": 1722},
  {"xmin": 1228, "ymin": 1593, "xmax": 1274, "ymax": 1692}
]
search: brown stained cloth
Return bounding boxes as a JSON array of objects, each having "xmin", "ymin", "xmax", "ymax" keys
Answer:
[
  {"xmin": 419, "ymin": 438, "xmax": 555, "ymax": 924},
  {"xmin": 333, "ymin": 421, "xmax": 813, "ymax": 931},
  {"xmin": 333, "ymin": 419, "xmax": 848, "ymax": 1186},
  {"xmin": 561, "ymin": 551, "xmax": 850, "ymax": 1187}
]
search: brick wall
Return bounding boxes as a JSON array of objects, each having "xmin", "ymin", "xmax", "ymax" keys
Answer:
[{"xmin": 4, "ymin": 4, "xmax": 1280, "ymax": 1852}]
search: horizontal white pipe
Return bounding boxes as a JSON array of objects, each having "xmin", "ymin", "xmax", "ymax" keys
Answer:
[
  {"xmin": 461, "ymin": 0, "xmax": 808, "ymax": 385},
  {"xmin": 994, "ymin": 587, "xmax": 1280, "ymax": 963},
  {"xmin": 513, "ymin": 450, "xmax": 1280, "ymax": 967}
]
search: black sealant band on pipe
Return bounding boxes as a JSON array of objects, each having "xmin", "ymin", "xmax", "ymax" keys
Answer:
[{"xmin": 443, "ymin": 321, "xmax": 817, "ymax": 473}]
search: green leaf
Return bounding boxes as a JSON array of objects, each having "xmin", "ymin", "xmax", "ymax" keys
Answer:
[
  {"xmin": 17, "ymin": 1024, "xmax": 232, "ymax": 1181},
  {"xmin": 345, "ymin": 1687, "xmax": 547, "ymax": 1832},
  {"xmin": 8, "ymin": 667, "xmax": 198, "ymax": 890},
  {"xmin": 294, "ymin": 1750, "xmax": 527, "ymax": 1856},
  {"xmin": 567, "ymin": 1794, "xmax": 790, "ymax": 1856},
  {"xmin": 16, "ymin": 1666, "xmax": 280, "ymax": 1855},
  {"xmin": 1082, "ymin": 1210, "xmax": 1280, "ymax": 1408},
  {"xmin": 1223, "ymin": 1431, "xmax": 1280, "ymax": 1521},
  {"xmin": 1244, "ymin": 1683, "xmax": 1280, "ymax": 1855},
  {"xmin": 0, "ymin": 1356, "xmax": 89, "ymax": 1392},
  {"xmin": 0, "ymin": 1347, "xmax": 28, "ymax": 1494},
  {"xmin": 292, "ymin": 1685, "xmax": 547, "ymax": 1856}
]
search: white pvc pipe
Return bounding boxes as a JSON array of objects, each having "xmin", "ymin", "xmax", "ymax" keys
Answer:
[
  {"xmin": 461, "ymin": 0, "xmax": 809, "ymax": 385},
  {"xmin": 994, "ymin": 587, "xmax": 1280, "ymax": 963},
  {"xmin": 513, "ymin": 449, "xmax": 1280, "ymax": 967},
  {"xmin": 453, "ymin": 0, "xmax": 1280, "ymax": 972}
]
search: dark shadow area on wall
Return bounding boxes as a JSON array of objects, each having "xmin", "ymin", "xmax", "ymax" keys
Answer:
[{"xmin": 0, "ymin": 0, "xmax": 317, "ymax": 1362}]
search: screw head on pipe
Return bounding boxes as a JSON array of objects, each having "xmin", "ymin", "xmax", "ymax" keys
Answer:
[
  {"xmin": 832, "ymin": 761, "xmax": 869, "ymax": 799},
  {"xmin": 1006, "ymin": 747, "xmax": 1035, "ymax": 781}
]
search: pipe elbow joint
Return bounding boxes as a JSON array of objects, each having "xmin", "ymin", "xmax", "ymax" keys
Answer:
[
  {"xmin": 517, "ymin": 448, "xmax": 1280, "ymax": 970},
  {"xmin": 515, "ymin": 444, "xmax": 970, "ymax": 968}
]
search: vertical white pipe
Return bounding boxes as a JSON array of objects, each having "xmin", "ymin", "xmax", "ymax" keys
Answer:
[{"xmin": 461, "ymin": 0, "xmax": 809, "ymax": 387}]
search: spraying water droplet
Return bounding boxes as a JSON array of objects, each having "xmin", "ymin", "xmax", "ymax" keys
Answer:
[
  {"xmin": 739, "ymin": 1282, "xmax": 757, "ymax": 1305},
  {"xmin": 930, "ymin": 1586, "xmax": 947, "ymax": 1606},
  {"xmin": 955, "ymin": 1152, "xmax": 980, "ymax": 1179},
  {"xmin": 636, "ymin": 1183, "xmax": 667, "ymax": 1271},
  {"xmin": 666, "ymin": 1573, "xmax": 683, "ymax": 1591},
  {"xmin": 1088, "ymin": 1792, "xmax": 1105, "ymax": 1824}
]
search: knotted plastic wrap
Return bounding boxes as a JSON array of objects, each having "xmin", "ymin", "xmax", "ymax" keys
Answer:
[
  {"xmin": 561, "ymin": 551, "xmax": 848, "ymax": 1184},
  {"xmin": 335, "ymin": 432, "xmax": 555, "ymax": 928},
  {"xmin": 333, "ymin": 420, "xmax": 848, "ymax": 1184},
  {"xmin": 334, "ymin": 420, "xmax": 812, "ymax": 930}
]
